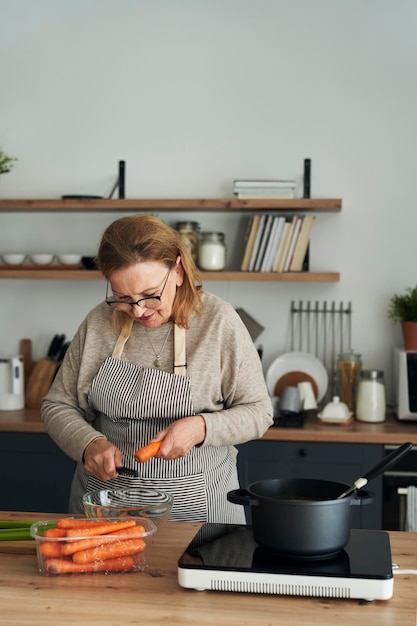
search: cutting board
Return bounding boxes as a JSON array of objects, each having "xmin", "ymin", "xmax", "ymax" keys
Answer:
[
  {"xmin": 25, "ymin": 357, "xmax": 59, "ymax": 410},
  {"xmin": 19, "ymin": 338, "xmax": 35, "ymax": 394}
]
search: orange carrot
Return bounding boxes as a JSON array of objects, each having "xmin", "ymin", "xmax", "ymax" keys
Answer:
[
  {"xmin": 43, "ymin": 528, "xmax": 66, "ymax": 538},
  {"xmin": 64, "ymin": 520, "xmax": 136, "ymax": 538},
  {"xmin": 39, "ymin": 541, "xmax": 64, "ymax": 558},
  {"xmin": 72, "ymin": 538, "xmax": 146, "ymax": 564},
  {"xmin": 61, "ymin": 526, "xmax": 145, "ymax": 556},
  {"xmin": 45, "ymin": 555, "xmax": 135, "ymax": 574},
  {"xmin": 56, "ymin": 518, "xmax": 111, "ymax": 530},
  {"xmin": 134, "ymin": 440, "xmax": 161, "ymax": 463}
]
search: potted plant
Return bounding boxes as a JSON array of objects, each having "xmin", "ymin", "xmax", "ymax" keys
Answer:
[
  {"xmin": 0, "ymin": 147, "xmax": 17, "ymax": 174},
  {"xmin": 388, "ymin": 285, "xmax": 417, "ymax": 350}
]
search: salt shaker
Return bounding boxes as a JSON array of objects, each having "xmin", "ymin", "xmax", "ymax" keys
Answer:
[{"xmin": 356, "ymin": 370, "xmax": 386, "ymax": 423}]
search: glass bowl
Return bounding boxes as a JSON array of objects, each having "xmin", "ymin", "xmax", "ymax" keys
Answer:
[
  {"xmin": 30, "ymin": 516, "xmax": 157, "ymax": 576},
  {"xmin": 82, "ymin": 488, "xmax": 174, "ymax": 527}
]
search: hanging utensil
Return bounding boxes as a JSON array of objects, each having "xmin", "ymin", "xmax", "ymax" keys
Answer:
[{"xmin": 337, "ymin": 442, "xmax": 413, "ymax": 499}]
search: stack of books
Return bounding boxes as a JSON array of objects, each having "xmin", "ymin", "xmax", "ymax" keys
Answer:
[
  {"xmin": 240, "ymin": 214, "xmax": 315, "ymax": 273},
  {"xmin": 233, "ymin": 179, "xmax": 296, "ymax": 199}
]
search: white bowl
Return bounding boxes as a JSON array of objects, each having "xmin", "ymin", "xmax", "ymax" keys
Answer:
[
  {"xmin": 30, "ymin": 254, "xmax": 54, "ymax": 265},
  {"xmin": 2, "ymin": 253, "xmax": 26, "ymax": 265},
  {"xmin": 57, "ymin": 254, "xmax": 82, "ymax": 266}
]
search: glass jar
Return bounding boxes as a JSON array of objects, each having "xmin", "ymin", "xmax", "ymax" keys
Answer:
[
  {"xmin": 337, "ymin": 349, "xmax": 362, "ymax": 413},
  {"xmin": 176, "ymin": 221, "xmax": 200, "ymax": 263},
  {"xmin": 356, "ymin": 370, "xmax": 386, "ymax": 423},
  {"xmin": 198, "ymin": 232, "xmax": 226, "ymax": 271}
]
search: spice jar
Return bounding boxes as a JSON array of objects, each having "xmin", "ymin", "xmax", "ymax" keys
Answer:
[
  {"xmin": 198, "ymin": 232, "xmax": 226, "ymax": 271},
  {"xmin": 356, "ymin": 370, "xmax": 386, "ymax": 423},
  {"xmin": 337, "ymin": 349, "xmax": 362, "ymax": 413},
  {"xmin": 176, "ymin": 221, "xmax": 200, "ymax": 263}
]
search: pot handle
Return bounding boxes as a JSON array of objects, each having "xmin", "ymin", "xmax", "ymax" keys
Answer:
[
  {"xmin": 350, "ymin": 489, "xmax": 375, "ymax": 506},
  {"xmin": 227, "ymin": 489, "xmax": 260, "ymax": 507}
]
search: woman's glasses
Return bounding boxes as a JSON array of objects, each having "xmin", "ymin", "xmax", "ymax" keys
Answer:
[{"xmin": 106, "ymin": 268, "xmax": 171, "ymax": 311}]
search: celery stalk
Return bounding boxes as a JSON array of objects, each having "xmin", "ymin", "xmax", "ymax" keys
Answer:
[
  {"xmin": 0, "ymin": 527, "xmax": 33, "ymax": 541},
  {"xmin": 0, "ymin": 520, "xmax": 37, "ymax": 529}
]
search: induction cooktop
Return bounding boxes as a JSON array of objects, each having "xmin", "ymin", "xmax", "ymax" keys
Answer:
[{"xmin": 178, "ymin": 523, "xmax": 393, "ymax": 601}]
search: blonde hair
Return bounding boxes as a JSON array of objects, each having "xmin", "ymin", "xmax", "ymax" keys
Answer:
[{"xmin": 97, "ymin": 214, "xmax": 203, "ymax": 332}]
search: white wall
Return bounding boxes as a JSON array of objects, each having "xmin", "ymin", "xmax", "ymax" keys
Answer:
[{"xmin": 1, "ymin": 0, "xmax": 416, "ymax": 402}]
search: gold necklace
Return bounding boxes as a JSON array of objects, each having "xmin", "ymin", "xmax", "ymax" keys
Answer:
[{"xmin": 146, "ymin": 325, "xmax": 172, "ymax": 368}]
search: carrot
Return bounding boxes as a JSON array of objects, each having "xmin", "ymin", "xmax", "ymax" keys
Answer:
[
  {"xmin": 39, "ymin": 541, "xmax": 64, "ymax": 558},
  {"xmin": 64, "ymin": 520, "xmax": 136, "ymax": 538},
  {"xmin": 45, "ymin": 555, "xmax": 135, "ymax": 574},
  {"xmin": 72, "ymin": 538, "xmax": 146, "ymax": 564},
  {"xmin": 43, "ymin": 528, "xmax": 66, "ymax": 538},
  {"xmin": 61, "ymin": 525, "xmax": 145, "ymax": 556},
  {"xmin": 134, "ymin": 440, "xmax": 161, "ymax": 463},
  {"xmin": 56, "ymin": 518, "xmax": 111, "ymax": 530}
]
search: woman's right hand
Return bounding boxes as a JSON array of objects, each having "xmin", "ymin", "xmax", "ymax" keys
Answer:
[{"xmin": 83, "ymin": 437, "xmax": 124, "ymax": 480}]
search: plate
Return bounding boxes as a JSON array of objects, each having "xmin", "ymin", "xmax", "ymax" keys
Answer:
[{"xmin": 266, "ymin": 351, "xmax": 328, "ymax": 402}]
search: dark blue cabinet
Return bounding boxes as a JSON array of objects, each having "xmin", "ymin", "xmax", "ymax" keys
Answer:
[{"xmin": 1, "ymin": 432, "xmax": 75, "ymax": 513}]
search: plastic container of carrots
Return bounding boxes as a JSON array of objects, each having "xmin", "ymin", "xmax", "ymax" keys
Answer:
[{"xmin": 30, "ymin": 516, "xmax": 157, "ymax": 576}]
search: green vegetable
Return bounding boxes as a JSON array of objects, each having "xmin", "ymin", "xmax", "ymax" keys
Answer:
[
  {"xmin": 0, "ymin": 527, "xmax": 33, "ymax": 541},
  {"xmin": 0, "ymin": 520, "xmax": 37, "ymax": 529}
]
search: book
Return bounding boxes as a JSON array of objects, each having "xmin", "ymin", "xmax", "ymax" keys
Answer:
[
  {"xmin": 283, "ymin": 216, "xmax": 303, "ymax": 272},
  {"xmin": 260, "ymin": 216, "xmax": 286, "ymax": 272},
  {"xmin": 289, "ymin": 215, "xmax": 316, "ymax": 272},
  {"xmin": 253, "ymin": 214, "xmax": 275, "ymax": 271},
  {"xmin": 247, "ymin": 214, "xmax": 267, "ymax": 271},
  {"xmin": 236, "ymin": 188, "xmax": 295, "ymax": 199},
  {"xmin": 272, "ymin": 220, "xmax": 292, "ymax": 272},
  {"xmin": 240, "ymin": 215, "xmax": 261, "ymax": 271},
  {"xmin": 234, "ymin": 179, "xmax": 296, "ymax": 189}
]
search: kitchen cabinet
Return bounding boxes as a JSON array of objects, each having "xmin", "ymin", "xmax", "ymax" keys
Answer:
[
  {"xmin": 236, "ymin": 440, "xmax": 384, "ymax": 529},
  {"xmin": 0, "ymin": 197, "xmax": 341, "ymax": 282},
  {"xmin": 1, "ymin": 432, "xmax": 75, "ymax": 513}
]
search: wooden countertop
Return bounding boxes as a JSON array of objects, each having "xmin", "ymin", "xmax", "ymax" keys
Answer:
[
  {"xmin": 2, "ymin": 408, "xmax": 417, "ymax": 445},
  {"xmin": 0, "ymin": 511, "xmax": 416, "ymax": 626}
]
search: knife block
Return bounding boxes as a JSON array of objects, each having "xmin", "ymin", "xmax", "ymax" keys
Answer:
[{"xmin": 25, "ymin": 359, "xmax": 59, "ymax": 410}]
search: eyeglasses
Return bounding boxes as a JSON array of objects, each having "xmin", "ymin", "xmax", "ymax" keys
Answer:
[{"xmin": 106, "ymin": 268, "xmax": 171, "ymax": 311}]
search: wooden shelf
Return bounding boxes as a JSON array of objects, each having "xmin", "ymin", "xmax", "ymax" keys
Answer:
[
  {"xmin": 0, "ymin": 197, "xmax": 342, "ymax": 213},
  {"xmin": 0, "ymin": 267, "xmax": 340, "ymax": 282},
  {"xmin": 1, "ymin": 197, "xmax": 341, "ymax": 282}
]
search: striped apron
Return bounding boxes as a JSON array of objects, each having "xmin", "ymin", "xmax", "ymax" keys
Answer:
[{"xmin": 69, "ymin": 323, "xmax": 245, "ymax": 524}]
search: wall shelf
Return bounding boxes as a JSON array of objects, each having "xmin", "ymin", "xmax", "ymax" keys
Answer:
[
  {"xmin": 0, "ymin": 197, "xmax": 342, "ymax": 282},
  {"xmin": 0, "ymin": 197, "xmax": 342, "ymax": 213}
]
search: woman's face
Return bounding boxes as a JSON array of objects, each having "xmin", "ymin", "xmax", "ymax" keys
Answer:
[{"xmin": 108, "ymin": 259, "xmax": 184, "ymax": 328}]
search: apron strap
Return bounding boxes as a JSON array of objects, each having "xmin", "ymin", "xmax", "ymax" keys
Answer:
[
  {"xmin": 112, "ymin": 318, "xmax": 134, "ymax": 359},
  {"xmin": 112, "ymin": 319, "xmax": 187, "ymax": 376},
  {"xmin": 174, "ymin": 325, "xmax": 187, "ymax": 376}
]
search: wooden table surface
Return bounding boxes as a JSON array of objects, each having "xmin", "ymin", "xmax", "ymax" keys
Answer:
[{"xmin": 1, "ymin": 511, "xmax": 417, "ymax": 625}]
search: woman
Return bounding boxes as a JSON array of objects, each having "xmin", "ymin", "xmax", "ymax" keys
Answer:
[{"xmin": 42, "ymin": 214, "xmax": 273, "ymax": 522}]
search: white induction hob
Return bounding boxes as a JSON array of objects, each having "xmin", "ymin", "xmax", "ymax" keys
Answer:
[{"xmin": 178, "ymin": 523, "xmax": 393, "ymax": 601}]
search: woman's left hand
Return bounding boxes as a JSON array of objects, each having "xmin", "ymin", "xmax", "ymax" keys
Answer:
[{"xmin": 154, "ymin": 415, "xmax": 206, "ymax": 460}]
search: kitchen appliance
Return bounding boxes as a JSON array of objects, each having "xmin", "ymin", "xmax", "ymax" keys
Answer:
[
  {"xmin": 178, "ymin": 523, "xmax": 394, "ymax": 601},
  {"xmin": 0, "ymin": 355, "xmax": 24, "ymax": 410},
  {"xmin": 383, "ymin": 443, "xmax": 417, "ymax": 530},
  {"xmin": 393, "ymin": 347, "xmax": 417, "ymax": 420}
]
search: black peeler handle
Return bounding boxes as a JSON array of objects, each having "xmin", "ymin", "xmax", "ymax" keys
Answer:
[{"xmin": 117, "ymin": 466, "xmax": 139, "ymax": 478}]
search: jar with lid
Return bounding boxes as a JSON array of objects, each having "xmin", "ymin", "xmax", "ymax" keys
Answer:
[
  {"xmin": 337, "ymin": 349, "xmax": 362, "ymax": 413},
  {"xmin": 176, "ymin": 221, "xmax": 200, "ymax": 264},
  {"xmin": 356, "ymin": 370, "xmax": 386, "ymax": 423},
  {"xmin": 198, "ymin": 232, "xmax": 226, "ymax": 271}
]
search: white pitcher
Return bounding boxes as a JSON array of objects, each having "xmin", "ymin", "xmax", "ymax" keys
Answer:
[{"xmin": 0, "ymin": 356, "xmax": 25, "ymax": 410}]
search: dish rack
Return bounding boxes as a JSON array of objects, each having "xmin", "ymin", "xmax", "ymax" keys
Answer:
[{"xmin": 290, "ymin": 300, "xmax": 353, "ymax": 403}]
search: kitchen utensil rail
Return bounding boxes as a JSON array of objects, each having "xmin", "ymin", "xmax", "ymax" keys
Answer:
[{"xmin": 290, "ymin": 300, "xmax": 352, "ymax": 401}]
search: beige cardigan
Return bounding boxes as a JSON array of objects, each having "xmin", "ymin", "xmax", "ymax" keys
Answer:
[{"xmin": 42, "ymin": 291, "xmax": 273, "ymax": 463}]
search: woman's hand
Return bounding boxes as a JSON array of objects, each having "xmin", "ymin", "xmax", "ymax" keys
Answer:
[
  {"xmin": 154, "ymin": 415, "xmax": 206, "ymax": 460},
  {"xmin": 83, "ymin": 437, "xmax": 124, "ymax": 480}
]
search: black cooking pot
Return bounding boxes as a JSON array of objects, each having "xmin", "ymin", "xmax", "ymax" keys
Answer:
[{"xmin": 227, "ymin": 478, "xmax": 374, "ymax": 559}]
